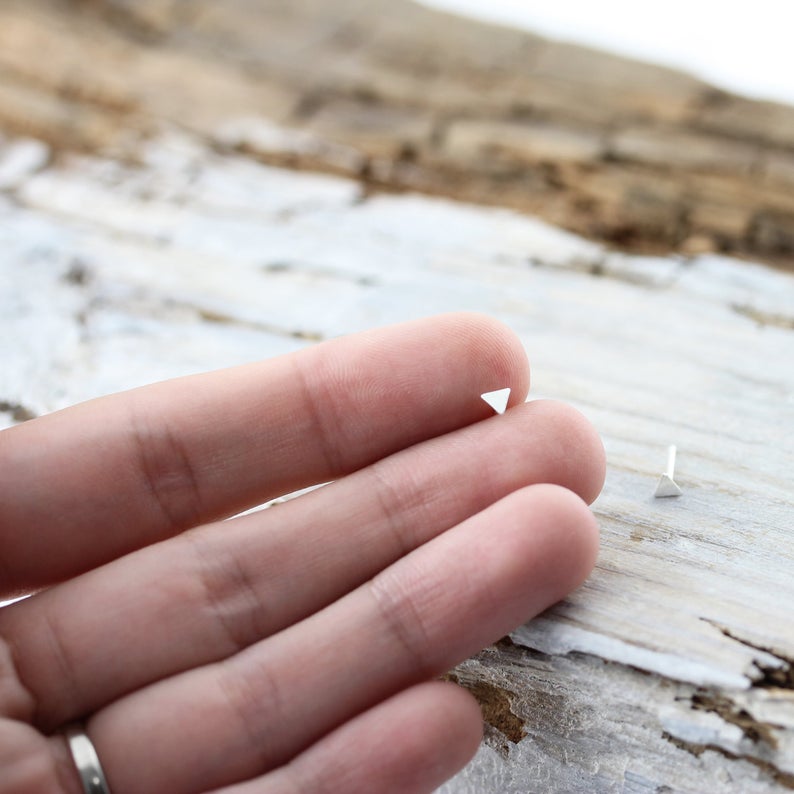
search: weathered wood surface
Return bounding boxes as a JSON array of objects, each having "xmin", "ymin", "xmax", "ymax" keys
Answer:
[
  {"xmin": 1, "ymin": 129, "xmax": 793, "ymax": 791},
  {"xmin": 2, "ymin": 0, "xmax": 794, "ymax": 267},
  {"xmin": 2, "ymin": 1, "xmax": 794, "ymax": 790}
]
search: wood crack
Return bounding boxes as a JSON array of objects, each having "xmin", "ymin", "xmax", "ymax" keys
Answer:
[
  {"xmin": 663, "ymin": 732, "xmax": 794, "ymax": 790},
  {"xmin": 732, "ymin": 303, "xmax": 794, "ymax": 331},
  {"xmin": 701, "ymin": 618, "xmax": 794, "ymax": 690},
  {"xmin": 691, "ymin": 690, "xmax": 780, "ymax": 748},
  {"xmin": 504, "ymin": 632, "xmax": 794, "ymax": 784},
  {"xmin": 0, "ymin": 401, "xmax": 37, "ymax": 422},
  {"xmin": 445, "ymin": 670, "xmax": 526, "ymax": 748},
  {"xmin": 191, "ymin": 305, "xmax": 324, "ymax": 342}
]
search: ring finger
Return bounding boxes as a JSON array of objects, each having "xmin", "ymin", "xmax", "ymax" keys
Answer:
[{"xmin": 63, "ymin": 483, "xmax": 599, "ymax": 794}]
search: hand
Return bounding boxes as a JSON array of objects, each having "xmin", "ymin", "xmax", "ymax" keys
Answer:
[{"xmin": 0, "ymin": 314, "xmax": 605, "ymax": 794}]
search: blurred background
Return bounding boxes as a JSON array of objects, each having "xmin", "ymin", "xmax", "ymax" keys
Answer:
[{"xmin": 1, "ymin": 0, "xmax": 793, "ymax": 270}]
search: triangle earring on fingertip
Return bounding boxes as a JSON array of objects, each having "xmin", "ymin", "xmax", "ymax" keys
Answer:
[{"xmin": 480, "ymin": 387, "xmax": 511, "ymax": 415}]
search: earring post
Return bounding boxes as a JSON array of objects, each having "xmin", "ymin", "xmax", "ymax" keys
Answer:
[{"xmin": 666, "ymin": 445, "xmax": 677, "ymax": 478}]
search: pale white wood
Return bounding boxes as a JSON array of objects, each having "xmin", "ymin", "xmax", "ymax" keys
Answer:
[{"xmin": 1, "ymin": 130, "xmax": 792, "ymax": 791}]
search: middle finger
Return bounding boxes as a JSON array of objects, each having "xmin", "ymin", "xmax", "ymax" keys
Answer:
[{"xmin": 3, "ymin": 401, "xmax": 604, "ymax": 731}]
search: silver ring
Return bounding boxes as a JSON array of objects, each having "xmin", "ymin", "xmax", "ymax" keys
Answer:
[{"xmin": 64, "ymin": 723, "xmax": 112, "ymax": 794}]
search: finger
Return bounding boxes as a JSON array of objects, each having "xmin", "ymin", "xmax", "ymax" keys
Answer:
[
  {"xmin": 0, "ymin": 719, "xmax": 64, "ymax": 794},
  {"xmin": 0, "ymin": 313, "xmax": 529, "ymax": 594},
  {"xmin": 3, "ymin": 401, "xmax": 604, "ymax": 730},
  {"xmin": 208, "ymin": 683, "xmax": 482, "ymax": 794},
  {"xmin": 77, "ymin": 484, "xmax": 597, "ymax": 794}
]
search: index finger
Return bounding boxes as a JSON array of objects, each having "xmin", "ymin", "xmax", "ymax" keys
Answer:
[{"xmin": 0, "ymin": 313, "xmax": 529, "ymax": 595}]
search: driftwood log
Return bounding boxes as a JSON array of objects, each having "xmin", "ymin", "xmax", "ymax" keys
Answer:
[
  {"xmin": 1, "ymin": 2, "xmax": 793, "ymax": 792},
  {"xmin": 1, "ymin": 0, "xmax": 794, "ymax": 268}
]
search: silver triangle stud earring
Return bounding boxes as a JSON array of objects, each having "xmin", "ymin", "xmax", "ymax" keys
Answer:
[
  {"xmin": 655, "ymin": 445, "xmax": 683, "ymax": 498},
  {"xmin": 481, "ymin": 387, "xmax": 511, "ymax": 415}
]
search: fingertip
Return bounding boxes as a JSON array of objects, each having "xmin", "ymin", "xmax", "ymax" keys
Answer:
[
  {"xmin": 281, "ymin": 681, "xmax": 485, "ymax": 794},
  {"xmin": 387, "ymin": 681, "xmax": 482, "ymax": 792},
  {"xmin": 522, "ymin": 400, "xmax": 606, "ymax": 504},
  {"xmin": 564, "ymin": 409, "xmax": 607, "ymax": 505},
  {"xmin": 483, "ymin": 483, "xmax": 600, "ymax": 623},
  {"xmin": 428, "ymin": 680, "xmax": 485, "ymax": 765},
  {"xmin": 522, "ymin": 483, "xmax": 600, "ymax": 595},
  {"xmin": 430, "ymin": 312, "xmax": 531, "ymax": 405}
]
